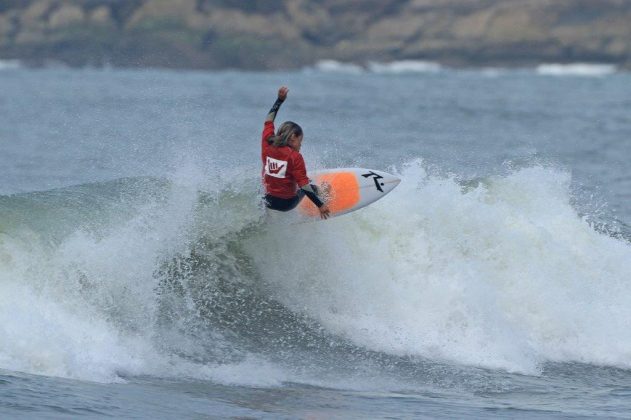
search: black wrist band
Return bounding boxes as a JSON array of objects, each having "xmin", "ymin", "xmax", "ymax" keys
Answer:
[{"xmin": 269, "ymin": 98, "xmax": 283, "ymax": 115}]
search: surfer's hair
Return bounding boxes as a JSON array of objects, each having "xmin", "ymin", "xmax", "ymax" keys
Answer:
[{"xmin": 270, "ymin": 121, "xmax": 303, "ymax": 147}]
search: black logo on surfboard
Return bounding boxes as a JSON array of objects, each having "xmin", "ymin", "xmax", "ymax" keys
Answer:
[{"xmin": 362, "ymin": 171, "xmax": 385, "ymax": 192}]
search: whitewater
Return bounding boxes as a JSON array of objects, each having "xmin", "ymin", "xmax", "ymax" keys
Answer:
[{"xmin": 1, "ymin": 66, "xmax": 630, "ymax": 418}]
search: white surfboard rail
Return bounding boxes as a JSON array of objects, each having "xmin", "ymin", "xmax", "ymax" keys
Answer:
[{"xmin": 294, "ymin": 167, "xmax": 400, "ymax": 221}]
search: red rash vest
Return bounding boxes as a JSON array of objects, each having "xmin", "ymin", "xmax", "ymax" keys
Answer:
[{"xmin": 261, "ymin": 121, "xmax": 310, "ymax": 199}]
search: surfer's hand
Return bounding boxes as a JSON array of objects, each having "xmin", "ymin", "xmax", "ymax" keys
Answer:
[
  {"xmin": 319, "ymin": 204, "xmax": 331, "ymax": 219},
  {"xmin": 278, "ymin": 86, "xmax": 288, "ymax": 102}
]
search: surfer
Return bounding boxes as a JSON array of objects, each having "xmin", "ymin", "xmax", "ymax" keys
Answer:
[{"xmin": 261, "ymin": 86, "xmax": 331, "ymax": 219}]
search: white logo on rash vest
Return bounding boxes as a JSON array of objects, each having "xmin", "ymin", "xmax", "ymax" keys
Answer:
[{"xmin": 265, "ymin": 157, "xmax": 288, "ymax": 178}]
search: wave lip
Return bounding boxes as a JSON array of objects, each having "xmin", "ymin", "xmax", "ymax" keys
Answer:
[{"xmin": 536, "ymin": 63, "xmax": 617, "ymax": 77}]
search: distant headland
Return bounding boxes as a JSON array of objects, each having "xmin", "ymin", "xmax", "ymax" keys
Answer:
[{"xmin": 1, "ymin": 0, "xmax": 629, "ymax": 70}]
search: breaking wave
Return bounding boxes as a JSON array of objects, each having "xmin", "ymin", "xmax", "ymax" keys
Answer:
[{"xmin": 1, "ymin": 160, "xmax": 630, "ymax": 384}]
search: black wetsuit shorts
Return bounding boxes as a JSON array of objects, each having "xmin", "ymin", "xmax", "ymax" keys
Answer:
[{"xmin": 264, "ymin": 190, "xmax": 305, "ymax": 212}]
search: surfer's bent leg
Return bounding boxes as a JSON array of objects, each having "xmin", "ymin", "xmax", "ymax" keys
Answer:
[
  {"xmin": 264, "ymin": 184, "xmax": 323, "ymax": 212},
  {"xmin": 265, "ymin": 193, "xmax": 303, "ymax": 212}
]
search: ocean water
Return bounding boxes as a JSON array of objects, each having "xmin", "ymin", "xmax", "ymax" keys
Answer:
[{"xmin": 1, "ymin": 64, "xmax": 630, "ymax": 418}]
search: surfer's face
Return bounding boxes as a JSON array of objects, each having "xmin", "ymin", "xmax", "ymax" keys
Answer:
[{"xmin": 288, "ymin": 133, "xmax": 303, "ymax": 151}]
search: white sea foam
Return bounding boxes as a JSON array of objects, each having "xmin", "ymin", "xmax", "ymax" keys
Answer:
[
  {"xmin": 249, "ymin": 160, "xmax": 631, "ymax": 374},
  {"xmin": 0, "ymin": 174, "xmax": 201, "ymax": 381},
  {"xmin": 536, "ymin": 63, "xmax": 617, "ymax": 77},
  {"xmin": 311, "ymin": 60, "xmax": 364, "ymax": 74},
  {"xmin": 0, "ymin": 162, "xmax": 289, "ymax": 384},
  {"xmin": 309, "ymin": 59, "xmax": 443, "ymax": 75},
  {"xmin": 2, "ymin": 158, "xmax": 631, "ymax": 382},
  {"xmin": 0, "ymin": 280, "xmax": 149, "ymax": 382},
  {"xmin": 0, "ymin": 59, "xmax": 21, "ymax": 70},
  {"xmin": 479, "ymin": 67, "xmax": 508, "ymax": 78},
  {"xmin": 367, "ymin": 60, "xmax": 442, "ymax": 74}
]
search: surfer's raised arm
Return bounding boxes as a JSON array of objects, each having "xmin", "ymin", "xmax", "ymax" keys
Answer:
[{"xmin": 265, "ymin": 86, "xmax": 288, "ymax": 123}]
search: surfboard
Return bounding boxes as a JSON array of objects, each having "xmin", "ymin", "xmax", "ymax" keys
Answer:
[{"xmin": 290, "ymin": 168, "xmax": 400, "ymax": 221}]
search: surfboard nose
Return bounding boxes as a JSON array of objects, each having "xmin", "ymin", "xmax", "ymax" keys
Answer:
[{"xmin": 360, "ymin": 169, "xmax": 400, "ymax": 194}]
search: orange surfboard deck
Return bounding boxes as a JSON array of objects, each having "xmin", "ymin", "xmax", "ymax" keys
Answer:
[{"xmin": 294, "ymin": 168, "xmax": 400, "ymax": 220}]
